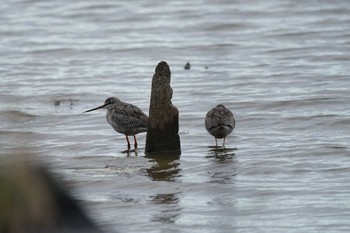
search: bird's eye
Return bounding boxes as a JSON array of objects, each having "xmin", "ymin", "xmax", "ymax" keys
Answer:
[{"xmin": 105, "ymin": 98, "xmax": 114, "ymax": 105}]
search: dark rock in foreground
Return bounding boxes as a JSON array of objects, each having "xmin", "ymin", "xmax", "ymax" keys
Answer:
[{"xmin": 145, "ymin": 61, "xmax": 181, "ymax": 156}]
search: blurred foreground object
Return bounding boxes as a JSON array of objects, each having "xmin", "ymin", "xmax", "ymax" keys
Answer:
[{"xmin": 0, "ymin": 157, "xmax": 104, "ymax": 233}]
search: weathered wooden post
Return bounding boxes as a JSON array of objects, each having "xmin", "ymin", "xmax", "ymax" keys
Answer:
[{"xmin": 145, "ymin": 61, "xmax": 181, "ymax": 156}]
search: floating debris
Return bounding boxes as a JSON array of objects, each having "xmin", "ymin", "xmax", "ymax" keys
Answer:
[
  {"xmin": 184, "ymin": 62, "xmax": 191, "ymax": 70},
  {"xmin": 54, "ymin": 99, "xmax": 60, "ymax": 106},
  {"xmin": 53, "ymin": 98, "xmax": 78, "ymax": 107}
]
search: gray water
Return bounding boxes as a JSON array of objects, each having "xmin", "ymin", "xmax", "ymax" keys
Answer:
[{"xmin": 1, "ymin": 0, "xmax": 350, "ymax": 232}]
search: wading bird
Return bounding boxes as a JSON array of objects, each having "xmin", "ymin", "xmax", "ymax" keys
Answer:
[
  {"xmin": 83, "ymin": 97, "xmax": 148, "ymax": 150},
  {"xmin": 205, "ymin": 104, "xmax": 235, "ymax": 147}
]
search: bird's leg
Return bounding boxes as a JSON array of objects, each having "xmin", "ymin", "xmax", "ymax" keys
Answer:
[
  {"xmin": 125, "ymin": 135, "xmax": 131, "ymax": 150},
  {"xmin": 223, "ymin": 137, "xmax": 226, "ymax": 147},
  {"xmin": 215, "ymin": 138, "xmax": 218, "ymax": 147},
  {"xmin": 133, "ymin": 135, "xmax": 138, "ymax": 149}
]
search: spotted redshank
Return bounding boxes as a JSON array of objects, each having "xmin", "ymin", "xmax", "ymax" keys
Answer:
[
  {"xmin": 205, "ymin": 104, "xmax": 235, "ymax": 147},
  {"xmin": 83, "ymin": 97, "xmax": 148, "ymax": 150}
]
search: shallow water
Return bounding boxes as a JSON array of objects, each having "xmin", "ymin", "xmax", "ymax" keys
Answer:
[{"xmin": 1, "ymin": 0, "xmax": 350, "ymax": 232}]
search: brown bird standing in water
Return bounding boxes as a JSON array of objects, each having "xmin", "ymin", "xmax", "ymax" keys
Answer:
[
  {"xmin": 83, "ymin": 97, "xmax": 148, "ymax": 150},
  {"xmin": 205, "ymin": 104, "xmax": 235, "ymax": 147}
]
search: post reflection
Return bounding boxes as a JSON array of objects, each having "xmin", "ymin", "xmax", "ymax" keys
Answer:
[
  {"xmin": 149, "ymin": 192, "xmax": 182, "ymax": 224},
  {"xmin": 146, "ymin": 153, "xmax": 181, "ymax": 181},
  {"xmin": 145, "ymin": 153, "xmax": 183, "ymax": 225}
]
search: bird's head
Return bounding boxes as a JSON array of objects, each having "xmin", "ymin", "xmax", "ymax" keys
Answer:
[{"xmin": 83, "ymin": 97, "xmax": 121, "ymax": 113}]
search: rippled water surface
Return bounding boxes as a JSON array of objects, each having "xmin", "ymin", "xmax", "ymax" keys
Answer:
[{"xmin": 1, "ymin": 0, "xmax": 350, "ymax": 232}]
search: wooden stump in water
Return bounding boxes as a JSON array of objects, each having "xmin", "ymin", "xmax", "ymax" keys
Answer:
[{"xmin": 145, "ymin": 61, "xmax": 181, "ymax": 156}]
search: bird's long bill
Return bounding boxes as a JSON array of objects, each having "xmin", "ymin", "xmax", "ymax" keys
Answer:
[{"xmin": 82, "ymin": 104, "xmax": 106, "ymax": 114}]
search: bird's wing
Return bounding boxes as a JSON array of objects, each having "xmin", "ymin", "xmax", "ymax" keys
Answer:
[
  {"xmin": 206, "ymin": 107, "xmax": 234, "ymax": 128},
  {"xmin": 114, "ymin": 103, "xmax": 148, "ymax": 125}
]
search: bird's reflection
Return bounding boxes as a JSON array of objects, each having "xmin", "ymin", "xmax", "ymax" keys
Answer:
[
  {"xmin": 121, "ymin": 148, "xmax": 139, "ymax": 156},
  {"xmin": 206, "ymin": 146, "xmax": 237, "ymax": 163},
  {"xmin": 146, "ymin": 153, "xmax": 181, "ymax": 181},
  {"xmin": 206, "ymin": 146, "xmax": 239, "ymax": 184}
]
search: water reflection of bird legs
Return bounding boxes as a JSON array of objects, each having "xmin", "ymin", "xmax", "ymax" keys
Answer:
[
  {"xmin": 206, "ymin": 146, "xmax": 238, "ymax": 184},
  {"xmin": 121, "ymin": 148, "xmax": 139, "ymax": 156},
  {"xmin": 207, "ymin": 146, "xmax": 237, "ymax": 163}
]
